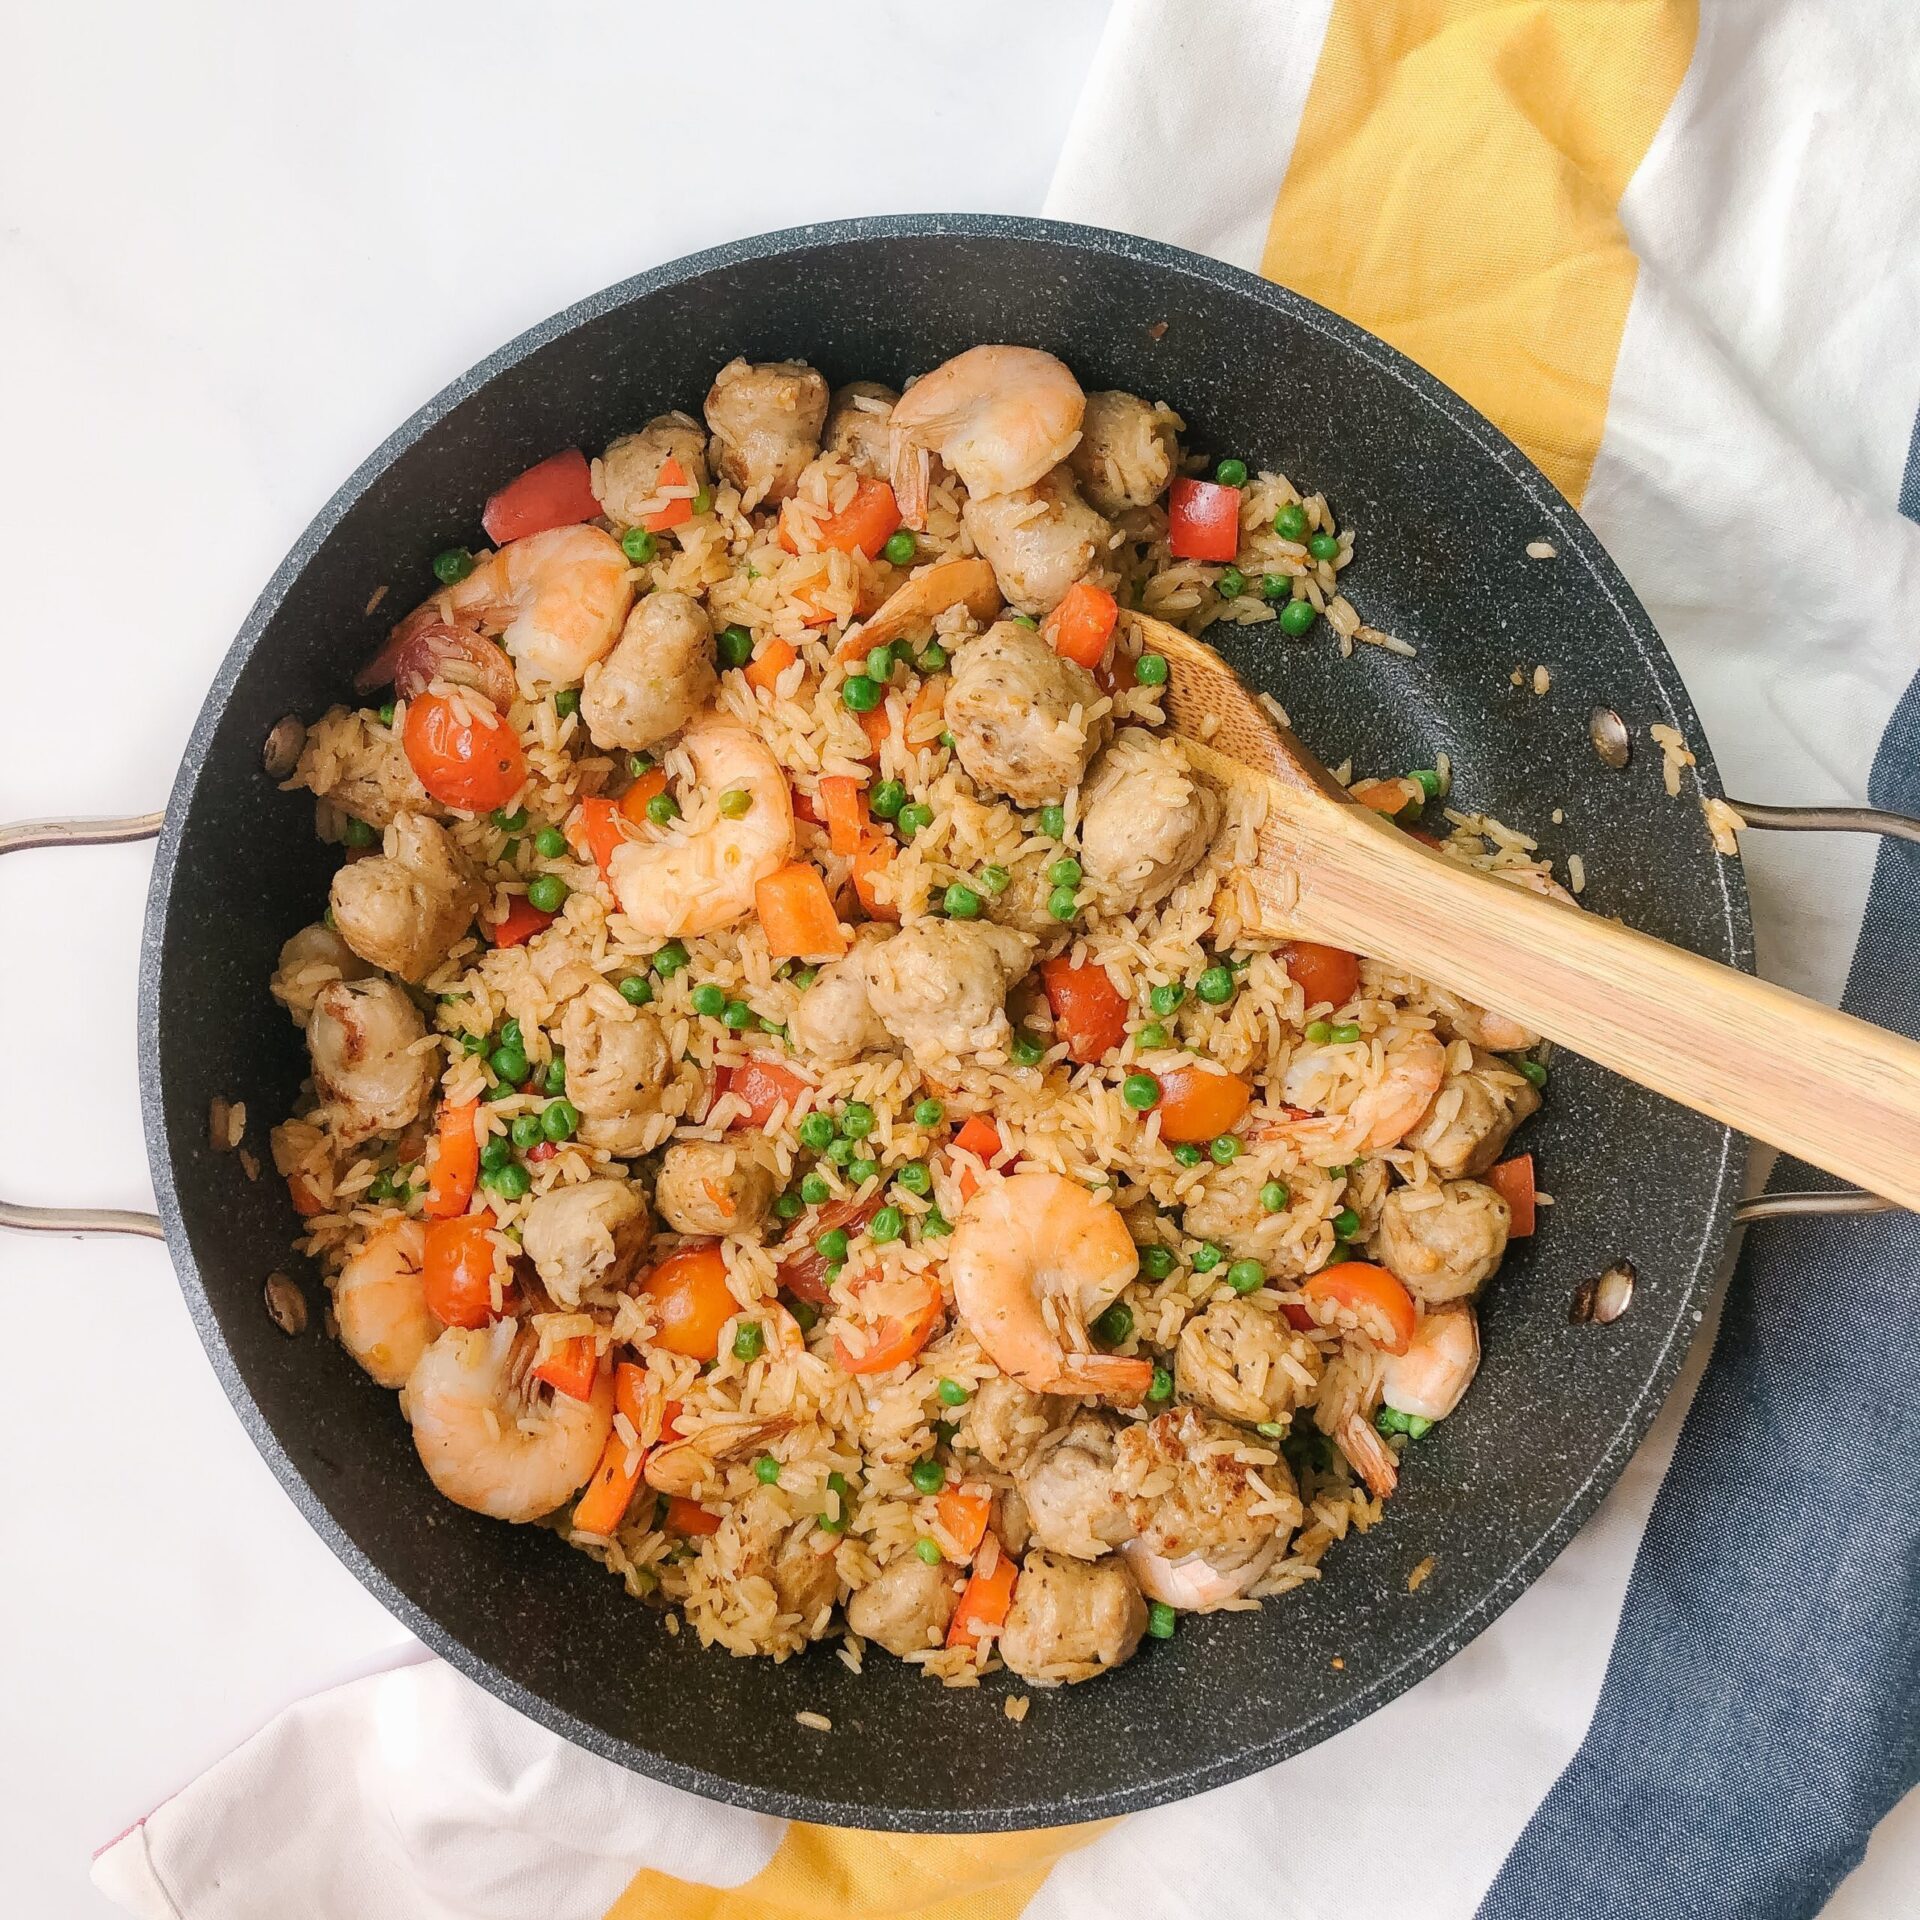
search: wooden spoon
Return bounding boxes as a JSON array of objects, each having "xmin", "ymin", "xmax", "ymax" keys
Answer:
[{"xmin": 1132, "ymin": 612, "xmax": 1920, "ymax": 1209}]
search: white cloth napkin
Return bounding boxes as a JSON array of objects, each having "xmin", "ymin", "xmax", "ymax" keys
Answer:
[{"xmin": 95, "ymin": 1, "xmax": 1920, "ymax": 1913}]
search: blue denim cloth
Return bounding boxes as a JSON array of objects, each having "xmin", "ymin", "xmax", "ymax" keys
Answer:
[{"xmin": 1479, "ymin": 666, "xmax": 1920, "ymax": 1920}]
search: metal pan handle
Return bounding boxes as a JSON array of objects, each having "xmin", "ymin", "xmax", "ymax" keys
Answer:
[{"xmin": 0, "ymin": 812, "xmax": 166, "ymax": 1238}]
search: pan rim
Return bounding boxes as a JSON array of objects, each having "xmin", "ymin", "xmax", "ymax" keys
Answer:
[{"xmin": 138, "ymin": 211, "xmax": 1751, "ymax": 1830}]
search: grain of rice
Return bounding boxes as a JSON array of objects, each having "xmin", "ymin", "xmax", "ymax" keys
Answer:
[{"xmin": 1525, "ymin": 540, "xmax": 1558, "ymax": 560}]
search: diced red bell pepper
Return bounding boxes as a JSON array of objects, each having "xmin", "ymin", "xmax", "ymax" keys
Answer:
[{"xmin": 1168, "ymin": 477, "xmax": 1243, "ymax": 562}]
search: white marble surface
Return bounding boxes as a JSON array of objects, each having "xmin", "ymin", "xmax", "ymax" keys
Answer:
[{"xmin": 0, "ymin": 5, "xmax": 1109, "ymax": 1913}]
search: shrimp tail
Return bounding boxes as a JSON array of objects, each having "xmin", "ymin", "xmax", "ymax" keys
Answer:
[
  {"xmin": 1337, "ymin": 1413, "xmax": 1399, "ymax": 1500},
  {"xmin": 889, "ymin": 428, "xmax": 930, "ymax": 530},
  {"xmin": 1044, "ymin": 1352, "xmax": 1156, "ymax": 1403}
]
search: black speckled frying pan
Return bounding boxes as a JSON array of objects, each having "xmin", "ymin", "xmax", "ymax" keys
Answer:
[{"xmin": 2, "ymin": 217, "xmax": 1761, "ymax": 1829}]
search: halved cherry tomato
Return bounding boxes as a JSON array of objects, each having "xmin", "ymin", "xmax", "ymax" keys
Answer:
[
  {"xmin": 1040, "ymin": 955, "xmax": 1130, "ymax": 1064},
  {"xmin": 403, "ymin": 690, "xmax": 527, "ymax": 813},
  {"xmin": 1151, "ymin": 1065, "xmax": 1253, "ymax": 1143},
  {"xmin": 636, "ymin": 1242, "xmax": 736, "ymax": 1360},
  {"xmin": 1299, "ymin": 1261, "xmax": 1418, "ymax": 1355},
  {"xmin": 935, "ymin": 1484, "xmax": 993, "ymax": 1560},
  {"xmin": 1041, "ymin": 581, "xmax": 1119, "ymax": 669},
  {"xmin": 489, "ymin": 896, "xmax": 556, "ymax": 948},
  {"xmin": 1168, "ymin": 477, "xmax": 1243, "ymax": 561},
  {"xmin": 421, "ymin": 1099, "xmax": 480, "ymax": 1219},
  {"xmin": 643, "ymin": 455, "xmax": 696, "ymax": 533},
  {"xmin": 422, "ymin": 1214, "xmax": 502, "ymax": 1328},
  {"xmin": 1279, "ymin": 940, "xmax": 1360, "ymax": 1011},
  {"xmin": 777, "ymin": 1195, "xmax": 881, "ymax": 1307},
  {"xmin": 832, "ymin": 1272, "xmax": 944, "ymax": 1375},
  {"xmin": 1486, "ymin": 1154, "xmax": 1537, "ymax": 1238},
  {"xmin": 779, "ymin": 479, "xmax": 902, "ymax": 558},
  {"xmin": 947, "ymin": 1540, "xmax": 1018, "ymax": 1648},
  {"xmin": 1280, "ymin": 1301, "xmax": 1316, "ymax": 1332},
  {"xmin": 481, "ymin": 449, "xmax": 600, "ymax": 545},
  {"xmin": 720, "ymin": 1055, "xmax": 816, "ymax": 1129},
  {"xmin": 533, "ymin": 1335, "xmax": 599, "ymax": 1401},
  {"xmin": 665, "ymin": 1495, "xmax": 723, "ymax": 1536}
]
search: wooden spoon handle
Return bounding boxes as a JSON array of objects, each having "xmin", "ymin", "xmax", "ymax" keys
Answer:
[{"xmin": 1238, "ymin": 804, "xmax": 1920, "ymax": 1209}]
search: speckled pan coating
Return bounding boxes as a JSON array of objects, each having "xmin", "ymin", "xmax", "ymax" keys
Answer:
[{"xmin": 138, "ymin": 215, "xmax": 1751, "ymax": 1831}]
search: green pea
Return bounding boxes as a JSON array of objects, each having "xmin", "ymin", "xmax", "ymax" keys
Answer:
[
  {"xmin": 1333, "ymin": 1207, "xmax": 1362, "ymax": 1239},
  {"xmin": 1226, "ymin": 1258, "xmax": 1266, "ymax": 1294},
  {"xmin": 1133, "ymin": 652, "xmax": 1169, "ymax": 687},
  {"xmin": 937, "ymin": 1377, "xmax": 970, "ymax": 1407},
  {"xmin": 895, "ymin": 1160, "xmax": 932, "ymax": 1196},
  {"xmin": 483, "ymin": 1082, "xmax": 518, "ymax": 1103},
  {"xmin": 754, "ymin": 1453, "xmax": 782, "ymax": 1485},
  {"xmin": 836, "ymin": 1101, "xmax": 872, "ymax": 1141},
  {"xmin": 917, "ymin": 641, "xmax": 950, "ymax": 673},
  {"xmin": 786, "ymin": 1297, "xmax": 818, "ymax": 1333},
  {"xmin": 1256, "ymin": 1421, "xmax": 1287, "ymax": 1438},
  {"xmin": 459, "ymin": 1031, "xmax": 487, "ymax": 1056},
  {"xmin": 1305, "ymin": 1019, "xmax": 1334, "ymax": 1044},
  {"xmin": 1038, "ymin": 805, "xmax": 1066, "ymax": 838},
  {"xmin": 721, "ymin": 999, "xmax": 754, "ymax": 1030},
  {"xmin": 1149, "ymin": 982, "xmax": 1187, "ymax": 1018},
  {"xmin": 820, "ymin": 1471, "xmax": 852, "ymax": 1533},
  {"xmin": 1280, "ymin": 598, "xmax": 1317, "ymax": 637},
  {"xmin": 897, "ymin": 1453, "xmax": 943, "ymax": 1497},
  {"xmin": 690, "ymin": 984, "xmax": 726, "ymax": 1017},
  {"xmin": 1135, "ymin": 1023, "xmax": 1168, "ymax": 1051},
  {"xmin": 825, "ymin": 1136, "xmax": 855, "ymax": 1166},
  {"xmin": 499, "ymin": 1019, "xmax": 523, "ymax": 1050},
  {"xmin": 533, "ymin": 826, "xmax": 568, "ymax": 860},
  {"xmin": 432, "ymin": 547, "xmax": 475, "ymax": 585},
  {"xmin": 621, "ymin": 525, "xmax": 657, "ymax": 565},
  {"xmin": 1196, "ymin": 965, "xmax": 1235, "ymax": 1004},
  {"xmin": 545, "ymin": 1053, "xmax": 566, "ymax": 1095},
  {"xmin": 1046, "ymin": 885, "xmax": 1079, "ymax": 923},
  {"xmin": 791, "ymin": 966, "xmax": 819, "ymax": 991},
  {"xmin": 865, "ymin": 779, "xmax": 906, "ymax": 822},
  {"xmin": 1261, "ymin": 1180, "xmax": 1291, "ymax": 1213},
  {"xmin": 341, "ymin": 816, "xmax": 376, "ymax": 849},
  {"xmin": 542, "ymin": 1099, "xmax": 579, "ymax": 1142},
  {"xmin": 485, "ymin": 1161, "xmax": 531, "ymax": 1200},
  {"xmin": 1011, "ymin": 612, "xmax": 1038, "ymax": 629},
  {"xmin": 692, "ymin": 484, "xmax": 713, "ymax": 516},
  {"xmin": 1308, "ymin": 531, "xmax": 1341, "ymax": 561},
  {"xmin": 920, "ymin": 1208, "xmax": 952, "ymax": 1239},
  {"xmin": 907, "ymin": 1104, "xmax": 944, "ymax": 1138},
  {"xmin": 798, "ymin": 1112, "xmax": 835, "ymax": 1151},
  {"xmin": 938, "ymin": 730, "xmax": 956, "ymax": 750},
  {"xmin": 800, "ymin": 1170, "xmax": 831, "ymax": 1205},
  {"xmin": 377, "ymin": 702, "xmax": 396, "ymax": 728},
  {"xmin": 1191, "ymin": 1242, "xmax": 1223, "ymax": 1272},
  {"xmin": 882, "ymin": 529, "xmax": 917, "ymax": 566},
  {"xmin": 718, "ymin": 625, "xmax": 754, "ymax": 669},
  {"xmin": 847, "ymin": 1156, "xmax": 880, "ymax": 1186},
  {"xmin": 1210, "ymin": 1134, "xmax": 1241, "ymax": 1166},
  {"xmin": 1411, "ymin": 767, "xmax": 1444, "ymax": 799},
  {"xmin": 553, "ymin": 687, "xmax": 580, "ymax": 718},
  {"xmin": 1218, "ymin": 566, "xmax": 1246, "ymax": 600},
  {"xmin": 1375, "ymin": 1405, "xmax": 1433, "ymax": 1439},
  {"xmin": 1048, "ymin": 857, "xmax": 1083, "ymax": 889},
  {"xmin": 1122, "ymin": 1072, "xmax": 1161, "ymax": 1111},
  {"xmin": 732, "ymin": 1321, "xmax": 764, "ymax": 1363},
  {"xmin": 1215, "ymin": 457, "xmax": 1249, "ymax": 487},
  {"xmin": 1147, "ymin": 1363, "xmax": 1174, "ymax": 1404},
  {"xmin": 1273, "ymin": 503, "xmax": 1309, "ymax": 542},
  {"xmin": 651, "ymin": 940, "xmax": 689, "ymax": 976},
  {"xmin": 773, "ymin": 1191, "xmax": 804, "ymax": 1223},
  {"xmin": 367, "ymin": 1168, "xmax": 396, "ymax": 1203},
  {"xmin": 1147, "ymin": 1600, "xmax": 1177, "ymax": 1640},
  {"xmin": 1518, "ymin": 1057, "xmax": 1549, "ymax": 1088},
  {"xmin": 1139, "ymin": 1245, "xmax": 1175, "ymax": 1281},
  {"xmin": 646, "ymin": 791, "xmax": 680, "ymax": 826},
  {"xmin": 944, "ymin": 883, "xmax": 983, "ymax": 920},
  {"xmin": 817, "ymin": 1227, "xmax": 850, "ymax": 1263},
  {"xmin": 618, "ymin": 973, "xmax": 654, "ymax": 1006},
  {"xmin": 1011, "ymin": 1032, "xmax": 1047, "ymax": 1067},
  {"xmin": 868, "ymin": 1205, "xmax": 904, "ymax": 1245},
  {"xmin": 489, "ymin": 1045, "xmax": 528, "ymax": 1085},
  {"xmin": 1260, "ymin": 572, "xmax": 1292, "ymax": 601},
  {"xmin": 717, "ymin": 788, "xmax": 753, "ymax": 820},
  {"xmin": 1093, "ymin": 1302, "xmax": 1134, "ymax": 1347},
  {"xmin": 1172, "ymin": 1143, "xmax": 1204, "ymax": 1168},
  {"xmin": 897, "ymin": 801, "xmax": 933, "ymax": 837},
  {"xmin": 1330, "ymin": 1022, "xmax": 1362, "ymax": 1045},
  {"xmin": 510, "ymin": 1113, "xmax": 543, "ymax": 1150},
  {"xmin": 854, "ymin": 645, "xmax": 890, "ymax": 687},
  {"xmin": 841, "ymin": 673, "xmax": 882, "ymax": 713},
  {"xmin": 628, "ymin": 753, "xmax": 656, "ymax": 779}
]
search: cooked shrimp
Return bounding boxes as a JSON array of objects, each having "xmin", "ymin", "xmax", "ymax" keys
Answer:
[
  {"xmin": 1273, "ymin": 1029, "xmax": 1447, "ymax": 1163},
  {"xmin": 889, "ymin": 346, "xmax": 1086, "ymax": 526},
  {"xmin": 333, "ymin": 1218, "xmax": 434, "ymax": 1389},
  {"xmin": 643, "ymin": 1416, "xmax": 794, "ymax": 1499},
  {"xmin": 405, "ymin": 1319, "xmax": 612, "ymax": 1522},
  {"xmin": 407, "ymin": 524, "xmax": 633, "ymax": 695},
  {"xmin": 1380, "ymin": 1303, "xmax": 1480, "ymax": 1423},
  {"xmin": 1337, "ymin": 1411, "xmax": 1399, "ymax": 1500},
  {"xmin": 1120, "ymin": 1537, "xmax": 1276, "ymax": 1612},
  {"xmin": 949, "ymin": 1171, "xmax": 1154, "ymax": 1401},
  {"xmin": 853, "ymin": 555, "xmax": 1001, "ymax": 650},
  {"xmin": 604, "ymin": 714, "xmax": 796, "ymax": 940}
]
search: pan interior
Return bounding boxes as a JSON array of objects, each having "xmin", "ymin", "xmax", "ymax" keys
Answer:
[{"xmin": 143, "ymin": 217, "xmax": 1746, "ymax": 1829}]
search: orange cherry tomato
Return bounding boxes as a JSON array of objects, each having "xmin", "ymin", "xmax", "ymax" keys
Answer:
[
  {"xmin": 532, "ymin": 1334, "xmax": 599, "ymax": 1400},
  {"xmin": 421, "ymin": 1214, "xmax": 503, "ymax": 1328},
  {"xmin": 421, "ymin": 1100, "xmax": 480, "ymax": 1219},
  {"xmin": 403, "ymin": 690, "xmax": 526, "ymax": 813},
  {"xmin": 1299, "ymin": 1262, "xmax": 1418, "ymax": 1354},
  {"xmin": 481, "ymin": 449, "xmax": 599, "ymax": 545},
  {"xmin": 637, "ymin": 1242, "xmax": 737, "ymax": 1360},
  {"xmin": 1278, "ymin": 940, "xmax": 1360, "ymax": 1012},
  {"xmin": 832, "ymin": 1273, "xmax": 944, "ymax": 1376},
  {"xmin": 721, "ymin": 1055, "xmax": 815, "ymax": 1129},
  {"xmin": 1151, "ymin": 1065, "xmax": 1253, "ymax": 1143},
  {"xmin": 777, "ymin": 1195, "xmax": 881, "ymax": 1307}
]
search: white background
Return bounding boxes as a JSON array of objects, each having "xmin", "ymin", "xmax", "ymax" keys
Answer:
[{"xmin": 6, "ymin": 4, "xmax": 1918, "ymax": 1917}]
